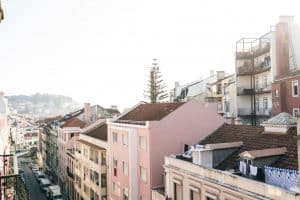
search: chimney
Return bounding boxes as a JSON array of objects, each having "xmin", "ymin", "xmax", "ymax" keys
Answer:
[
  {"xmin": 216, "ymin": 71, "xmax": 225, "ymax": 80},
  {"xmin": 275, "ymin": 17, "xmax": 290, "ymax": 77},
  {"xmin": 84, "ymin": 103, "xmax": 92, "ymax": 123}
]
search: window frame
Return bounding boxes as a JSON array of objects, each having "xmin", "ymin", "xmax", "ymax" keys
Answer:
[{"xmin": 292, "ymin": 80, "xmax": 299, "ymax": 97}]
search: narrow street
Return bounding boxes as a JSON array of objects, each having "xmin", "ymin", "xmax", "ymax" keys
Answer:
[{"xmin": 22, "ymin": 164, "xmax": 47, "ymax": 200}]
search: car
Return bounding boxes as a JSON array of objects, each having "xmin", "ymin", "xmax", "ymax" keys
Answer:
[{"xmin": 39, "ymin": 178, "xmax": 51, "ymax": 193}]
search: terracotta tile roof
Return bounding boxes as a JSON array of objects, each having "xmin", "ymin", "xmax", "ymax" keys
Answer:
[
  {"xmin": 199, "ymin": 123, "xmax": 298, "ymax": 170},
  {"xmin": 82, "ymin": 122, "xmax": 107, "ymax": 141},
  {"xmin": 60, "ymin": 117, "xmax": 86, "ymax": 128},
  {"xmin": 118, "ymin": 102, "xmax": 185, "ymax": 121}
]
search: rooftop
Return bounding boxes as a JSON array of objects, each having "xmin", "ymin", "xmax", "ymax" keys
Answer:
[
  {"xmin": 82, "ymin": 120, "xmax": 107, "ymax": 141},
  {"xmin": 198, "ymin": 123, "xmax": 298, "ymax": 170},
  {"xmin": 118, "ymin": 102, "xmax": 185, "ymax": 122},
  {"xmin": 261, "ymin": 112, "xmax": 297, "ymax": 126},
  {"xmin": 60, "ymin": 117, "xmax": 86, "ymax": 129}
]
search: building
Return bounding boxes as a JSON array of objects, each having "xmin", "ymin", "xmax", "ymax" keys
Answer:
[
  {"xmin": 107, "ymin": 101, "xmax": 227, "ymax": 200},
  {"xmin": 235, "ymin": 29, "xmax": 273, "ymax": 125},
  {"xmin": 272, "ymin": 16, "xmax": 300, "ymax": 117},
  {"xmin": 153, "ymin": 113, "xmax": 300, "ymax": 200},
  {"xmin": 206, "ymin": 73, "xmax": 236, "ymax": 119},
  {"xmin": 73, "ymin": 120, "xmax": 109, "ymax": 200},
  {"xmin": 169, "ymin": 71, "xmax": 219, "ymax": 102},
  {"xmin": 57, "ymin": 114, "xmax": 87, "ymax": 196},
  {"xmin": 235, "ymin": 16, "xmax": 300, "ymax": 125}
]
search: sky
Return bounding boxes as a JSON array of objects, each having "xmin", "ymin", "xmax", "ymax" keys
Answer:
[{"xmin": 0, "ymin": 0, "xmax": 299, "ymax": 110}]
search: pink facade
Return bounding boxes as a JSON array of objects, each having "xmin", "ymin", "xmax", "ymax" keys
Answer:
[
  {"xmin": 57, "ymin": 127, "xmax": 81, "ymax": 189},
  {"xmin": 107, "ymin": 101, "xmax": 227, "ymax": 200}
]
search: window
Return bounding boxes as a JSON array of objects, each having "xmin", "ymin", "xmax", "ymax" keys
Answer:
[
  {"xmin": 101, "ymin": 174, "xmax": 107, "ymax": 187},
  {"xmin": 122, "ymin": 133, "xmax": 128, "ymax": 146},
  {"xmin": 112, "ymin": 182, "xmax": 119, "ymax": 196},
  {"xmin": 139, "ymin": 136, "xmax": 147, "ymax": 150},
  {"xmin": 292, "ymin": 80, "xmax": 299, "ymax": 97},
  {"xmin": 255, "ymin": 77, "xmax": 259, "ymax": 88},
  {"xmin": 139, "ymin": 166, "xmax": 147, "ymax": 182},
  {"xmin": 263, "ymin": 97, "xmax": 268, "ymax": 110},
  {"xmin": 190, "ymin": 189, "xmax": 200, "ymax": 200},
  {"xmin": 263, "ymin": 75, "xmax": 268, "ymax": 88},
  {"xmin": 274, "ymin": 89, "xmax": 279, "ymax": 98},
  {"xmin": 123, "ymin": 188, "xmax": 129, "ymax": 200},
  {"xmin": 255, "ymin": 98, "xmax": 259, "ymax": 112},
  {"xmin": 293, "ymin": 108, "xmax": 300, "ymax": 117},
  {"xmin": 113, "ymin": 157, "xmax": 118, "ymax": 176},
  {"xmin": 112, "ymin": 132, "xmax": 118, "ymax": 143},
  {"xmin": 83, "ymin": 166, "xmax": 88, "ymax": 181},
  {"xmin": 122, "ymin": 161, "xmax": 128, "ymax": 176},
  {"xmin": 101, "ymin": 152, "xmax": 106, "ymax": 165},
  {"xmin": 173, "ymin": 182, "xmax": 182, "ymax": 200},
  {"xmin": 84, "ymin": 184, "xmax": 89, "ymax": 195},
  {"xmin": 90, "ymin": 188, "xmax": 95, "ymax": 200}
]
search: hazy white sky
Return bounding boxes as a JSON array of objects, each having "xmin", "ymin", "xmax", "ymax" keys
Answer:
[{"xmin": 0, "ymin": 0, "xmax": 299, "ymax": 110}]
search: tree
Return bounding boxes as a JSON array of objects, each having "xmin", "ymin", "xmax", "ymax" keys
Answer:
[{"xmin": 144, "ymin": 59, "xmax": 168, "ymax": 103}]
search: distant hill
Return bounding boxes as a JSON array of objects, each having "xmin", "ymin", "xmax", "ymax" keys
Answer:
[{"xmin": 6, "ymin": 93, "xmax": 81, "ymax": 117}]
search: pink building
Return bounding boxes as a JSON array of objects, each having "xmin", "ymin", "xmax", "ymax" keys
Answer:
[
  {"xmin": 57, "ymin": 117, "xmax": 86, "ymax": 192},
  {"xmin": 107, "ymin": 101, "xmax": 227, "ymax": 200}
]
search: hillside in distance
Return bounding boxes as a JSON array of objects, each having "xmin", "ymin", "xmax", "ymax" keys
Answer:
[{"xmin": 6, "ymin": 93, "xmax": 81, "ymax": 117}]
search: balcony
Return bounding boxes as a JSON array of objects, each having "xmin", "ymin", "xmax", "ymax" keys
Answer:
[
  {"xmin": 256, "ymin": 108, "xmax": 272, "ymax": 116},
  {"xmin": 237, "ymin": 87, "xmax": 254, "ymax": 96},
  {"xmin": 236, "ymin": 43, "xmax": 270, "ymax": 60},
  {"xmin": 237, "ymin": 64, "xmax": 253, "ymax": 76},
  {"xmin": 238, "ymin": 108, "xmax": 253, "ymax": 116},
  {"xmin": 255, "ymin": 83, "xmax": 271, "ymax": 94},
  {"xmin": 254, "ymin": 62, "xmax": 271, "ymax": 74}
]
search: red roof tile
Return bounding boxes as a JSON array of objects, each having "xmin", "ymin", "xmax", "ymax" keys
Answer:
[
  {"xmin": 61, "ymin": 117, "xmax": 86, "ymax": 128},
  {"xmin": 118, "ymin": 102, "xmax": 185, "ymax": 121},
  {"xmin": 199, "ymin": 123, "xmax": 298, "ymax": 170}
]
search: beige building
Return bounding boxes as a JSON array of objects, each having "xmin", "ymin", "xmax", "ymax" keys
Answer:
[
  {"xmin": 153, "ymin": 113, "xmax": 300, "ymax": 200},
  {"xmin": 206, "ymin": 73, "xmax": 236, "ymax": 119},
  {"xmin": 73, "ymin": 120, "xmax": 109, "ymax": 200}
]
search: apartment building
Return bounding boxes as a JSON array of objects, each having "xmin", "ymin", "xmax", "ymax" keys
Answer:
[
  {"xmin": 272, "ymin": 16, "xmax": 300, "ymax": 117},
  {"xmin": 73, "ymin": 120, "xmax": 109, "ymax": 200},
  {"xmin": 57, "ymin": 115, "xmax": 86, "ymax": 194},
  {"xmin": 236, "ymin": 16, "xmax": 300, "ymax": 125},
  {"xmin": 169, "ymin": 71, "xmax": 218, "ymax": 102},
  {"xmin": 153, "ymin": 113, "xmax": 300, "ymax": 200},
  {"xmin": 107, "ymin": 101, "xmax": 227, "ymax": 200},
  {"xmin": 235, "ymin": 30, "xmax": 273, "ymax": 125},
  {"xmin": 206, "ymin": 73, "xmax": 236, "ymax": 118}
]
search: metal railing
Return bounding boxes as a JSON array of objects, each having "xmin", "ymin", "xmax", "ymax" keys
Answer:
[
  {"xmin": 237, "ymin": 87, "xmax": 254, "ymax": 96},
  {"xmin": 256, "ymin": 108, "xmax": 272, "ymax": 116},
  {"xmin": 254, "ymin": 83, "xmax": 271, "ymax": 93}
]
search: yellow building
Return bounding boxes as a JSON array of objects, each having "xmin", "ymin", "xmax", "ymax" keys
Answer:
[{"xmin": 73, "ymin": 120, "xmax": 109, "ymax": 200}]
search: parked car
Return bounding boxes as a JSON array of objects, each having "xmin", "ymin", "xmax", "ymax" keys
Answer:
[
  {"xmin": 47, "ymin": 185, "xmax": 63, "ymax": 200},
  {"xmin": 39, "ymin": 178, "xmax": 51, "ymax": 193},
  {"xmin": 35, "ymin": 171, "xmax": 45, "ymax": 183}
]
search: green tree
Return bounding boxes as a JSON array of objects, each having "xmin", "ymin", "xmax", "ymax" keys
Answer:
[{"xmin": 144, "ymin": 59, "xmax": 168, "ymax": 103}]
